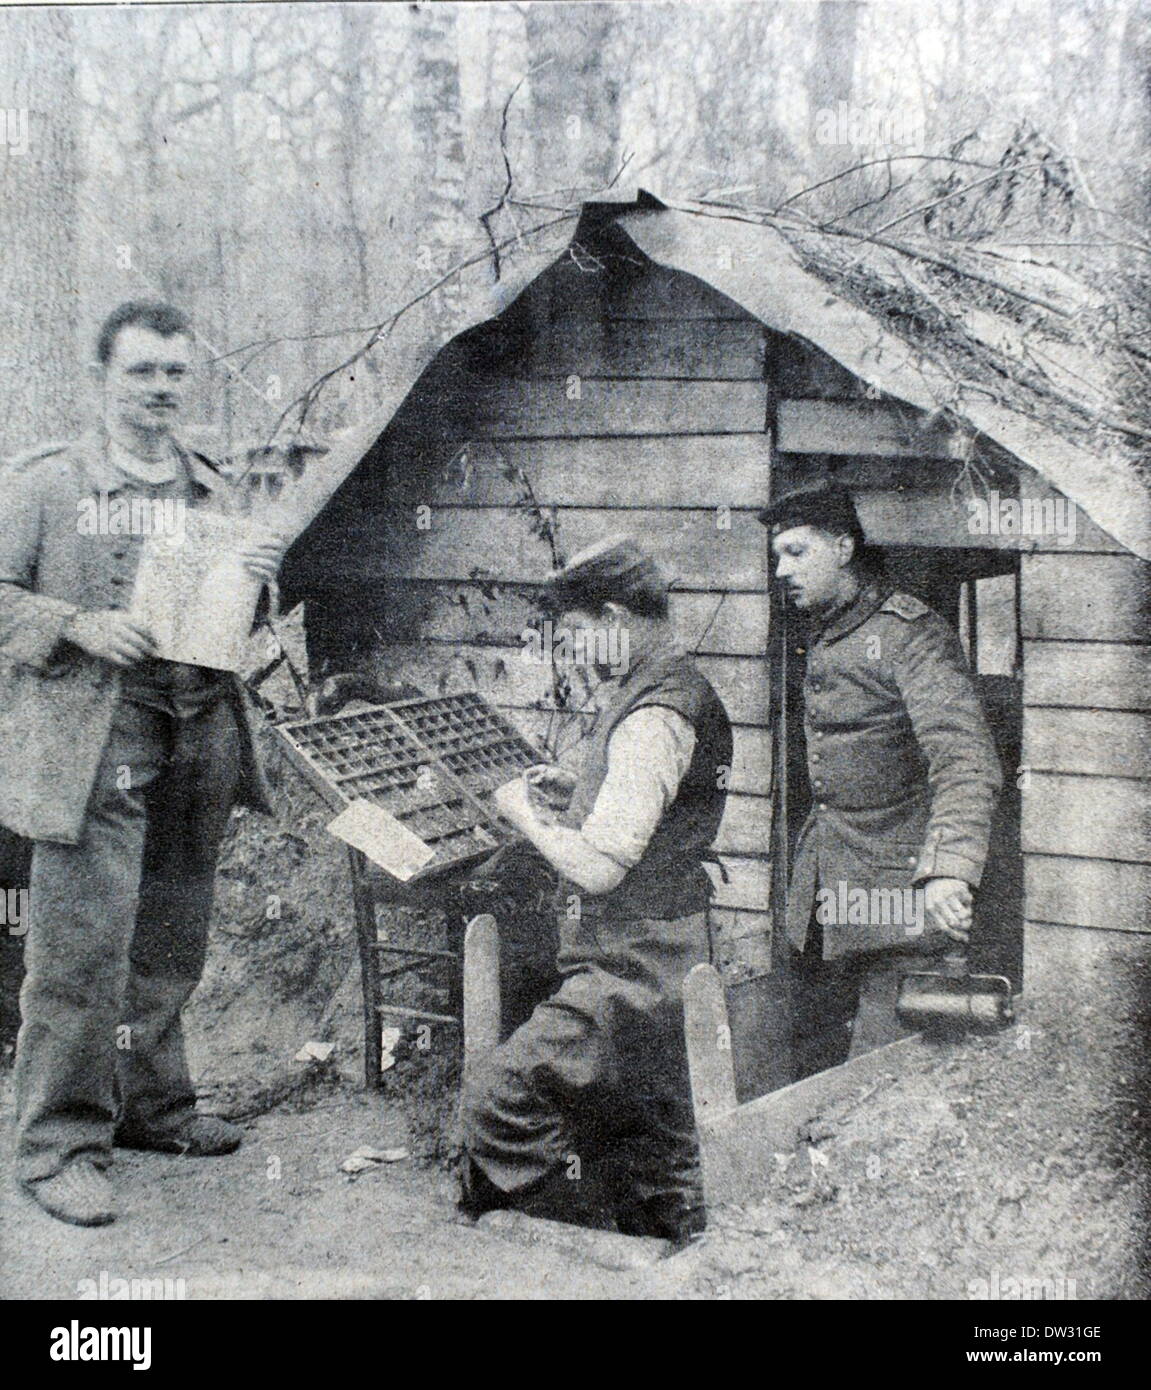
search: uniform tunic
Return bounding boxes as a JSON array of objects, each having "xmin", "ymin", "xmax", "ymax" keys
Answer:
[
  {"xmin": 784, "ymin": 580, "xmax": 1003, "ymax": 1077},
  {"xmin": 787, "ymin": 582, "xmax": 1003, "ymax": 960}
]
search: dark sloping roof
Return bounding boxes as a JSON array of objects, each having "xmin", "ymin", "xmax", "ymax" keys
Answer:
[
  {"xmin": 281, "ymin": 190, "xmax": 1150, "ymax": 560},
  {"xmin": 616, "ymin": 194, "xmax": 1150, "ymax": 560}
]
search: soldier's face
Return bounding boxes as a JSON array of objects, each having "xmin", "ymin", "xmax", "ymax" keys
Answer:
[
  {"xmin": 772, "ymin": 525, "xmax": 851, "ymax": 610},
  {"xmin": 102, "ymin": 325, "xmax": 193, "ymax": 436}
]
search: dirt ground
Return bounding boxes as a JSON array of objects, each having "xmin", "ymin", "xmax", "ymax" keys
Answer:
[
  {"xmin": 698, "ymin": 1027, "xmax": 1150, "ymax": 1300},
  {"xmin": 3, "ymin": 739, "xmax": 1148, "ymax": 1300},
  {"xmin": 3, "ymin": 940, "xmax": 1147, "ymax": 1300},
  {"xmin": 0, "ymin": 1076, "xmax": 671, "ymax": 1301}
]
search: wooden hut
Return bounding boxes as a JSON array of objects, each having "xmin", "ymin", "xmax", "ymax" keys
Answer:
[{"xmin": 282, "ymin": 191, "xmax": 1151, "ymax": 1080}]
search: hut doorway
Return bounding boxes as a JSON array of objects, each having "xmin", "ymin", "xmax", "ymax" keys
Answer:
[{"xmin": 771, "ymin": 544, "xmax": 1024, "ymax": 1074}]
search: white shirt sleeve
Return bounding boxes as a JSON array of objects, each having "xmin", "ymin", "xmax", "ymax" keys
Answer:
[{"xmin": 579, "ymin": 705, "xmax": 697, "ymax": 870}]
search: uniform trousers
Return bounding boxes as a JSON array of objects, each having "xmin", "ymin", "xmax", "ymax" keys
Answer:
[{"xmin": 789, "ymin": 919, "xmax": 948, "ymax": 1081}]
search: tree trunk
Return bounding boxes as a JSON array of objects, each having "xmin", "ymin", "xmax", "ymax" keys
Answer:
[
  {"xmin": 808, "ymin": 0, "xmax": 861, "ymax": 114},
  {"xmin": 338, "ymin": 4, "xmax": 375, "ymax": 314},
  {"xmin": 411, "ymin": 1, "xmax": 466, "ymax": 232},
  {"xmin": 803, "ymin": 0, "xmax": 863, "ymax": 189},
  {"xmin": 409, "ymin": 1, "xmax": 467, "ymax": 342},
  {"xmin": 525, "ymin": 2, "xmax": 621, "ymax": 198},
  {"xmin": 0, "ymin": 8, "xmax": 78, "ymax": 453},
  {"xmin": 1118, "ymin": 0, "xmax": 1151, "ymax": 228}
]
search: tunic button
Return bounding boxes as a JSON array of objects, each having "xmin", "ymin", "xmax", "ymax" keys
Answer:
[
  {"xmin": 818, "ymin": 802, "xmax": 827, "ymax": 812},
  {"xmin": 813, "ymin": 778, "xmax": 823, "ymax": 789},
  {"xmin": 811, "ymin": 680, "xmax": 822, "ymax": 692},
  {"xmin": 815, "ymin": 730, "xmax": 824, "ymax": 739},
  {"xmin": 811, "ymin": 752, "xmax": 821, "ymax": 763}
]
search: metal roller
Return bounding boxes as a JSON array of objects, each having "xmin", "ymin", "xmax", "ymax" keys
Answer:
[{"xmin": 896, "ymin": 952, "xmax": 1015, "ymax": 1036}]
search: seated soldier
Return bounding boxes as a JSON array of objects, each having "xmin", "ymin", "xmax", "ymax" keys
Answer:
[{"xmin": 458, "ymin": 535, "xmax": 732, "ymax": 1244}]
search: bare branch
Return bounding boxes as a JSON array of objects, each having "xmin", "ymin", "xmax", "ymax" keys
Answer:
[
  {"xmin": 478, "ymin": 63, "xmax": 552, "ymax": 277},
  {"xmin": 859, "ymin": 162, "xmax": 1054, "ymax": 244},
  {"xmin": 768, "ymin": 153, "xmax": 1008, "ymax": 217},
  {"xmin": 266, "ymin": 212, "xmax": 580, "ymax": 442}
]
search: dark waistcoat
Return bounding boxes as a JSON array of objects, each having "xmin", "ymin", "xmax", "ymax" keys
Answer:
[{"xmin": 561, "ymin": 645, "xmax": 732, "ymax": 923}]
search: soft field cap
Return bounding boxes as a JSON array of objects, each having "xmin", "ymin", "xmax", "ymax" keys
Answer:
[{"xmin": 547, "ymin": 534, "xmax": 668, "ymax": 610}]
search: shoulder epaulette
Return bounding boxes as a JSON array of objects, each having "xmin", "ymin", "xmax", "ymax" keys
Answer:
[{"xmin": 880, "ymin": 591, "xmax": 931, "ymax": 621}]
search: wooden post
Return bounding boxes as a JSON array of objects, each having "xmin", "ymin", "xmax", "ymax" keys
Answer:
[
  {"xmin": 463, "ymin": 914, "xmax": 500, "ymax": 1077},
  {"xmin": 348, "ymin": 848, "xmax": 383, "ymax": 1091},
  {"xmin": 684, "ymin": 963, "xmax": 737, "ymax": 1122}
]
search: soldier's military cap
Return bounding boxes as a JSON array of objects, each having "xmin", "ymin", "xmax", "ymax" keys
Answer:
[
  {"xmin": 757, "ymin": 480, "xmax": 867, "ymax": 550},
  {"xmin": 547, "ymin": 534, "xmax": 669, "ymax": 613}
]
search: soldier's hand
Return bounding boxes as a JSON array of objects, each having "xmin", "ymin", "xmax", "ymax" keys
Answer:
[
  {"xmin": 64, "ymin": 610, "xmax": 156, "ymax": 667},
  {"xmin": 923, "ymin": 877, "xmax": 973, "ymax": 943},
  {"xmin": 524, "ymin": 764, "xmax": 576, "ymax": 815}
]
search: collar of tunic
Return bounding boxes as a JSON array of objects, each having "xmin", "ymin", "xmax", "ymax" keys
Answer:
[
  {"xmin": 70, "ymin": 428, "xmax": 223, "ymax": 499},
  {"xmin": 811, "ymin": 579, "xmax": 893, "ymax": 647}
]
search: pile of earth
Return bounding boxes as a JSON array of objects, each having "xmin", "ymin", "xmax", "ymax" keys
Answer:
[{"xmin": 685, "ymin": 933, "xmax": 1151, "ymax": 1300}]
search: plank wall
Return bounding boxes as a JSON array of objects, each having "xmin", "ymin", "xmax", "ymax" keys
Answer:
[
  {"xmin": 290, "ymin": 251, "xmax": 1151, "ymax": 975},
  {"xmin": 292, "ymin": 256, "xmax": 776, "ymax": 972},
  {"xmin": 1019, "ymin": 493, "xmax": 1151, "ymax": 934}
]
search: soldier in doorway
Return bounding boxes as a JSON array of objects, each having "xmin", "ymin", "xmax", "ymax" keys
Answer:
[{"xmin": 759, "ymin": 482, "xmax": 1002, "ymax": 1078}]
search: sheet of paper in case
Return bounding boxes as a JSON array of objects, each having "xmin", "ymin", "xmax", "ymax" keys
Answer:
[
  {"xmin": 326, "ymin": 798, "xmax": 437, "ymax": 882},
  {"xmin": 130, "ymin": 510, "xmax": 262, "ymax": 672}
]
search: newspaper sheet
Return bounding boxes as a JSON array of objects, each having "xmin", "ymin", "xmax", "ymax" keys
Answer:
[{"xmin": 130, "ymin": 510, "xmax": 261, "ymax": 672}]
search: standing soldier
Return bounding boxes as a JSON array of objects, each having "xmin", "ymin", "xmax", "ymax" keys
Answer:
[
  {"xmin": 459, "ymin": 536, "xmax": 732, "ymax": 1244},
  {"xmin": 2, "ymin": 301, "xmax": 284, "ymax": 1226},
  {"xmin": 759, "ymin": 483, "xmax": 1002, "ymax": 1078}
]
